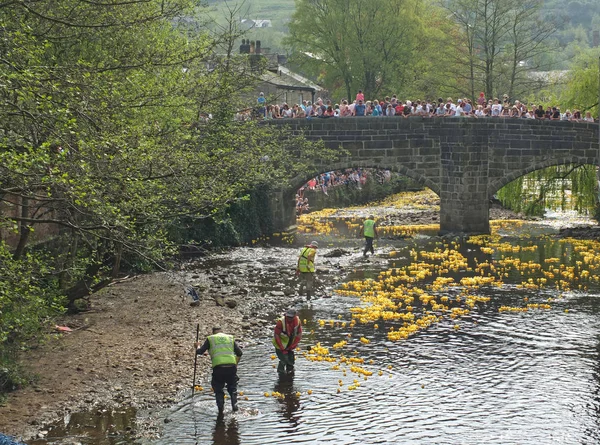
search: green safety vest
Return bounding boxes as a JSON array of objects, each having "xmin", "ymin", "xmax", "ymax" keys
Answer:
[
  {"xmin": 207, "ymin": 333, "xmax": 237, "ymax": 368},
  {"xmin": 364, "ymin": 219, "xmax": 376, "ymax": 238},
  {"xmin": 272, "ymin": 316, "xmax": 300, "ymax": 349},
  {"xmin": 298, "ymin": 247, "xmax": 316, "ymax": 273}
]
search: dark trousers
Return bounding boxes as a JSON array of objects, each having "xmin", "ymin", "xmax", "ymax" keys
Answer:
[
  {"xmin": 363, "ymin": 237, "xmax": 374, "ymax": 255},
  {"xmin": 275, "ymin": 349, "xmax": 295, "ymax": 373},
  {"xmin": 211, "ymin": 365, "xmax": 238, "ymax": 402}
]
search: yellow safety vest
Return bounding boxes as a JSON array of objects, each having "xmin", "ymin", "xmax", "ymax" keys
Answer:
[
  {"xmin": 272, "ymin": 316, "xmax": 300, "ymax": 349},
  {"xmin": 364, "ymin": 219, "xmax": 375, "ymax": 238},
  {"xmin": 207, "ymin": 333, "xmax": 237, "ymax": 367},
  {"xmin": 298, "ymin": 247, "xmax": 316, "ymax": 273}
]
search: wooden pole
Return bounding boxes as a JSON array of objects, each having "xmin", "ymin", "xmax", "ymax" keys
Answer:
[{"xmin": 191, "ymin": 323, "xmax": 200, "ymax": 397}]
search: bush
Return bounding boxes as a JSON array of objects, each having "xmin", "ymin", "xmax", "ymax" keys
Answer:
[
  {"xmin": 169, "ymin": 185, "xmax": 274, "ymax": 250},
  {"xmin": 0, "ymin": 352, "xmax": 34, "ymax": 404},
  {"xmin": 0, "ymin": 242, "xmax": 62, "ymax": 399}
]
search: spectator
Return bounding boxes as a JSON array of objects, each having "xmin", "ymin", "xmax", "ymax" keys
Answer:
[
  {"xmin": 491, "ymin": 99, "xmax": 502, "ymax": 117},
  {"xmin": 354, "ymin": 100, "xmax": 366, "ymax": 116},
  {"xmin": 477, "ymin": 92, "xmax": 486, "ymax": 106},
  {"xmin": 535, "ymin": 105, "xmax": 545, "ymax": 119},
  {"xmin": 257, "ymin": 92, "xmax": 266, "ymax": 118}
]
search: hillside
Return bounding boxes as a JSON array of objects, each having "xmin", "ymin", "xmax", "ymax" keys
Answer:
[
  {"xmin": 205, "ymin": 0, "xmax": 295, "ymax": 53},
  {"xmin": 204, "ymin": 0, "xmax": 600, "ymax": 59}
]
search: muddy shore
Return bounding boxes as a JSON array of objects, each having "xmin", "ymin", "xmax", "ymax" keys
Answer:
[
  {"xmin": 0, "ymin": 203, "xmax": 585, "ymax": 442},
  {"xmin": 0, "ymin": 247, "xmax": 351, "ymax": 443}
]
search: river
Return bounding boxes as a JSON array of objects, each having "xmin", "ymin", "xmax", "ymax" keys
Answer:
[{"xmin": 27, "ymin": 197, "xmax": 600, "ymax": 444}]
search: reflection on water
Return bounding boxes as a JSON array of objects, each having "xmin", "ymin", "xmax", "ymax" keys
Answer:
[
  {"xmin": 212, "ymin": 417, "xmax": 240, "ymax": 445},
  {"xmin": 273, "ymin": 374, "xmax": 301, "ymax": 428},
  {"xmin": 27, "ymin": 407, "xmax": 137, "ymax": 445}
]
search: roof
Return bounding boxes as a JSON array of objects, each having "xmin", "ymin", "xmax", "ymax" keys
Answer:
[{"xmin": 259, "ymin": 68, "xmax": 320, "ymax": 92}]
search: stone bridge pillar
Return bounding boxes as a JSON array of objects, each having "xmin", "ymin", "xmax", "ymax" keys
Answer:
[{"xmin": 439, "ymin": 132, "xmax": 490, "ymax": 235}]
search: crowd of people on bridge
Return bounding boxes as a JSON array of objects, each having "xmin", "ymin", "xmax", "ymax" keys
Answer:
[
  {"xmin": 295, "ymin": 168, "xmax": 392, "ymax": 216},
  {"xmin": 251, "ymin": 91, "xmax": 598, "ymax": 122}
]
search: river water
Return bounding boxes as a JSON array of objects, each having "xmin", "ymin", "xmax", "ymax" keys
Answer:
[
  {"xmin": 28, "ymin": 207, "xmax": 600, "ymax": 444},
  {"xmin": 155, "ymin": 222, "xmax": 600, "ymax": 445}
]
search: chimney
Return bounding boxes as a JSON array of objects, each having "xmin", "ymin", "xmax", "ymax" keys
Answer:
[
  {"xmin": 594, "ymin": 30, "xmax": 599, "ymax": 48},
  {"xmin": 250, "ymin": 40, "xmax": 255, "ymax": 54},
  {"xmin": 256, "ymin": 40, "xmax": 261, "ymax": 54},
  {"xmin": 240, "ymin": 39, "xmax": 251, "ymax": 54}
]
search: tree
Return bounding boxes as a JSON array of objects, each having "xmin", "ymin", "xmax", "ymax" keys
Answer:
[
  {"xmin": 0, "ymin": 0, "xmax": 338, "ymax": 361},
  {"xmin": 440, "ymin": 0, "xmax": 559, "ymax": 101},
  {"xmin": 285, "ymin": 0, "xmax": 435, "ymax": 100},
  {"xmin": 560, "ymin": 47, "xmax": 600, "ymax": 117}
]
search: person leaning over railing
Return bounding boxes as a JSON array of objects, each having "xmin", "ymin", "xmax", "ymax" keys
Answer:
[{"xmin": 273, "ymin": 95, "xmax": 597, "ymax": 122}]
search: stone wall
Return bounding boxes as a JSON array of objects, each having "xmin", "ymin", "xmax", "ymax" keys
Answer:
[{"xmin": 267, "ymin": 117, "xmax": 599, "ymax": 234}]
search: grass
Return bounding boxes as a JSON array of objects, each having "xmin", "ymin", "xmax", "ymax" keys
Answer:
[{"xmin": 204, "ymin": 0, "xmax": 296, "ymax": 52}]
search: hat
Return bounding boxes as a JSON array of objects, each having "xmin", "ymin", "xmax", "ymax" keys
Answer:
[
  {"xmin": 310, "ymin": 241, "xmax": 318, "ymax": 247},
  {"xmin": 285, "ymin": 309, "xmax": 297, "ymax": 317}
]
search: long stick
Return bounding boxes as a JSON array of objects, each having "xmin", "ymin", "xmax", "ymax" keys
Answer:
[{"xmin": 191, "ymin": 323, "xmax": 200, "ymax": 397}]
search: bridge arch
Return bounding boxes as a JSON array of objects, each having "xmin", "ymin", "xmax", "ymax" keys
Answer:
[
  {"xmin": 488, "ymin": 157, "xmax": 598, "ymax": 198},
  {"xmin": 290, "ymin": 163, "xmax": 439, "ymax": 196},
  {"xmin": 268, "ymin": 117, "xmax": 599, "ymax": 234}
]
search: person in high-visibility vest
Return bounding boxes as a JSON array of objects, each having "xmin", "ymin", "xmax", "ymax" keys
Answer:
[
  {"xmin": 360, "ymin": 215, "xmax": 378, "ymax": 257},
  {"xmin": 195, "ymin": 326, "xmax": 243, "ymax": 415},
  {"xmin": 296, "ymin": 240, "xmax": 318, "ymax": 300},
  {"xmin": 273, "ymin": 309, "xmax": 303, "ymax": 374}
]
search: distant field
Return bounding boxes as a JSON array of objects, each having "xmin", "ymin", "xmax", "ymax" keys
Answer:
[
  {"xmin": 205, "ymin": 0, "xmax": 296, "ymax": 52},
  {"xmin": 207, "ymin": 0, "xmax": 295, "ymax": 23}
]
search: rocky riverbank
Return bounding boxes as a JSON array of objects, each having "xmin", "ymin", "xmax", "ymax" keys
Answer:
[{"xmin": 0, "ymin": 245, "xmax": 355, "ymax": 443}]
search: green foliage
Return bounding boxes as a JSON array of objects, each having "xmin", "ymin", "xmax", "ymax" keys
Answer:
[
  {"xmin": 560, "ymin": 47, "xmax": 600, "ymax": 117},
  {"xmin": 285, "ymin": 0, "xmax": 445, "ymax": 100},
  {"xmin": 440, "ymin": 0, "xmax": 560, "ymax": 101},
  {"xmin": 0, "ymin": 0, "xmax": 338, "ymax": 387},
  {"xmin": 170, "ymin": 185, "xmax": 275, "ymax": 249},
  {"xmin": 497, "ymin": 165, "xmax": 599, "ymax": 218},
  {"xmin": 0, "ymin": 241, "xmax": 63, "ymax": 350},
  {"xmin": 0, "ymin": 351, "xmax": 35, "ymax": 402}
]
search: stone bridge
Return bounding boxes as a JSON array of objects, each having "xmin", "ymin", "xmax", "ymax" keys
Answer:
[{"xmin": 268, "ymin": 117, "xmax": 599, "ymax": 234}]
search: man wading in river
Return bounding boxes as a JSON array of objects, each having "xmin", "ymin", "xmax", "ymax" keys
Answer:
[
  {"xmin": 273, "ymin": 309, "xmax": 303, "ymax": 374},
  {"xmin": 195, "ymin": 326, "xmax": 243, "ymax": 415},
  {"xmin": 360, "ymin": 215, "xmax": 378, "ymax": 257},
  {"xmin": 296, "ymin": 240, "xmax": 318, "ymax": 300}
]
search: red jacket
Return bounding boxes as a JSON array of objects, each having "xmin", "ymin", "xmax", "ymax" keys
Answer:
[{"xmin": 274, "ymin": 316, "xmax": 303, "ymax": 351}]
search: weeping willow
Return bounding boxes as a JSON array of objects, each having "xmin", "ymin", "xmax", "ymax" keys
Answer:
[{"xmin": 497, "ymin": 164, "xmax": 599, "ymax": 220}]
